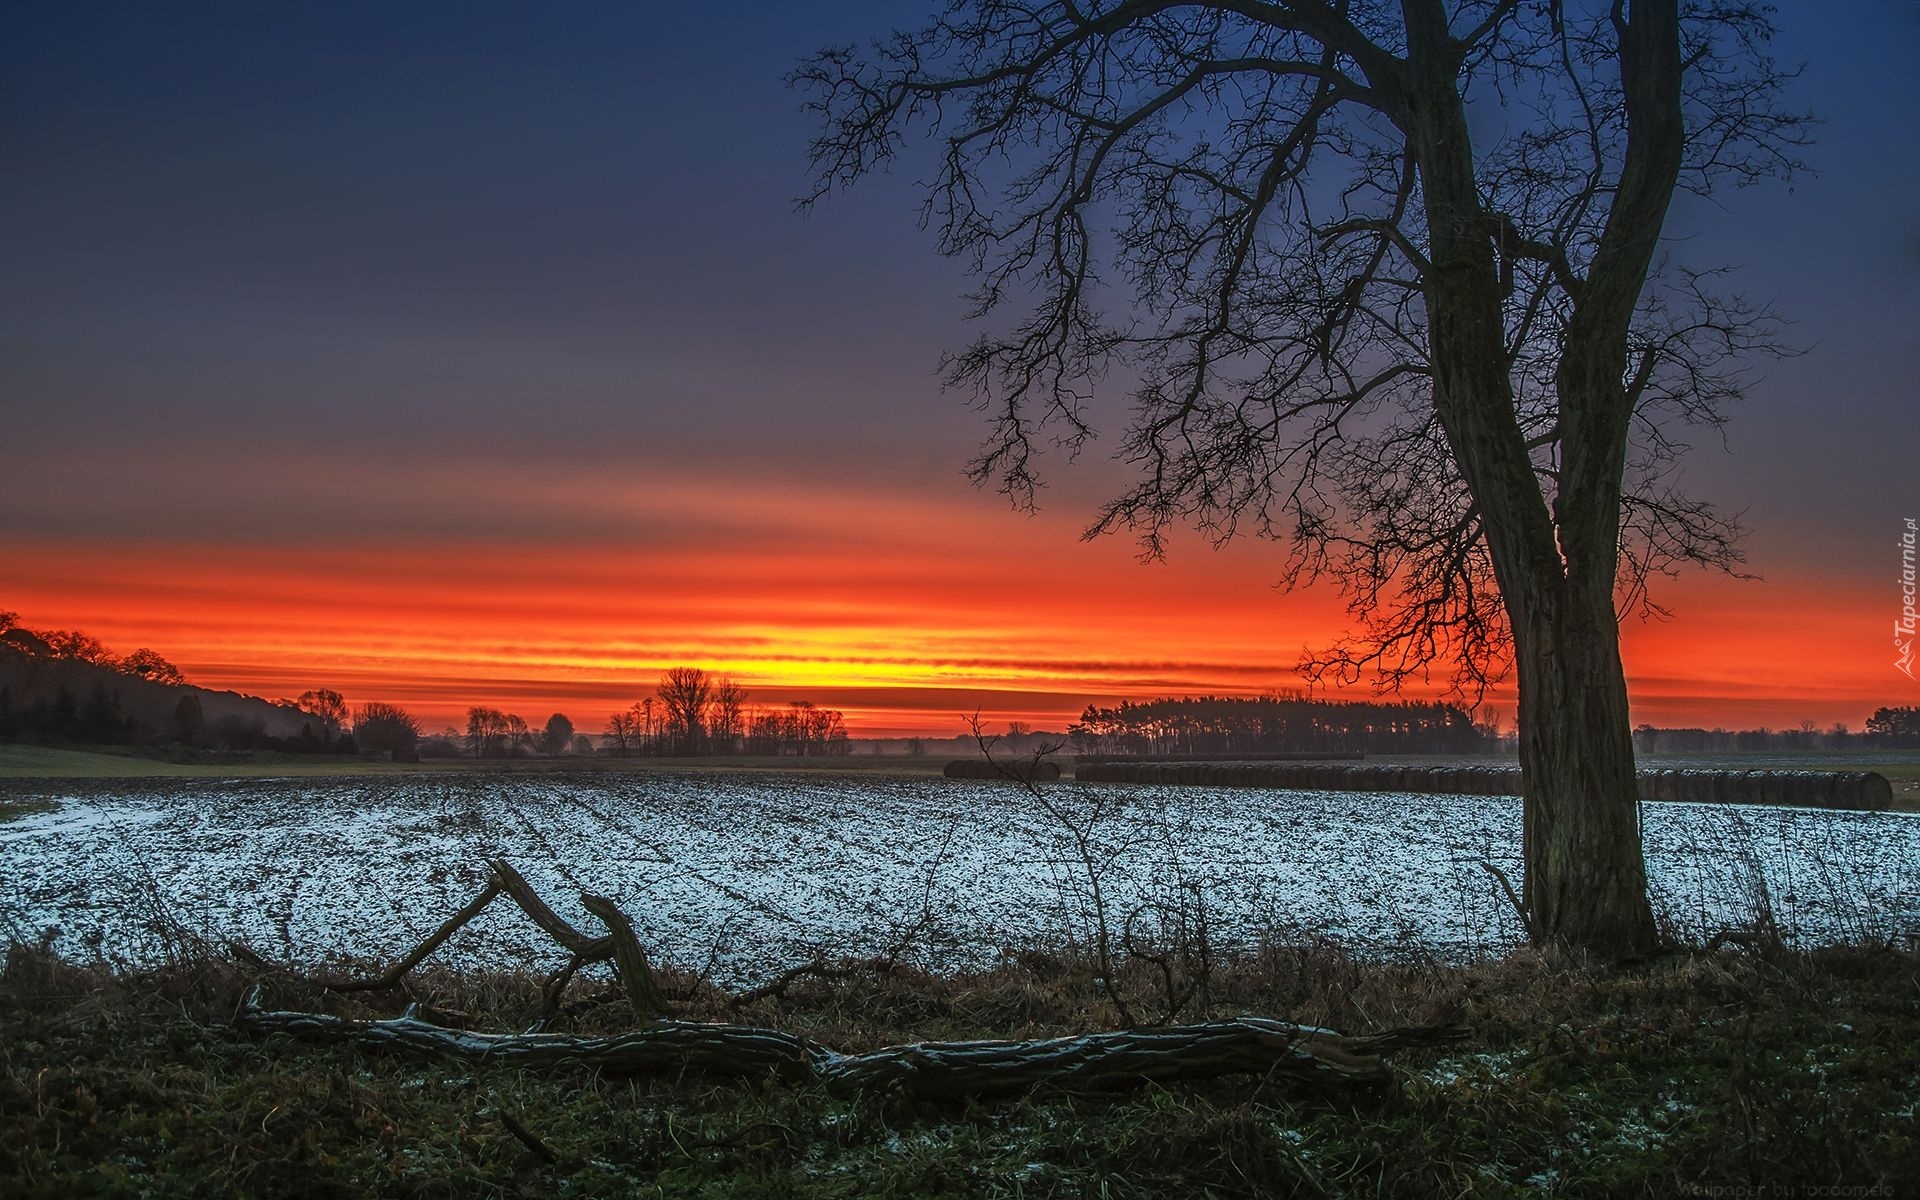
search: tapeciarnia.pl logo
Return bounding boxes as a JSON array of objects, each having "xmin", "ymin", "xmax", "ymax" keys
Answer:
[{"xmin": 1900, "ymin": 517, "xmax": 1918, "ymax": 679}]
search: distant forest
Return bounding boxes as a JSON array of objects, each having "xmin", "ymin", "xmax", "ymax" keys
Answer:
[
  {"xmin": 8, "ymin": 608, "xmax": 1920, "ymax": 758},
  {"xmin": 1068, "ymin": 693, "xmax": 1487, "ymax": 756},
  {"xmin": 593, "ymin": 667, "xmax": 851, "ymax": 759},
  {"xmin": 0, "ymin": 609, "xmax": 853, "ymax": 760},
  {"xmin": 0, "ymin": 610, "xmax": 320, "ymax": 751},
  {"xmin": 1635, "ymin": 707, "xmax": 1920, "ymax": 752}
]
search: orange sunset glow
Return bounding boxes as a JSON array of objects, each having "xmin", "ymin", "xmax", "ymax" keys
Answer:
[{"xmin": 0, "ymin": 476, "xmax": 1900, "ymax": 738}]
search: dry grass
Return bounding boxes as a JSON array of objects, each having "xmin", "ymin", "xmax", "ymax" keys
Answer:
[{"xmin": 3, "ymin": 934, "xmax": 1914, "ymax": 1198}]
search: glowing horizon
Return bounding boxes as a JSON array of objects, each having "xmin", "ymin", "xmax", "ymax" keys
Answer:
[{"xmin": 2, "ymin": 497, "xmax": 1902, "ymax": 738}]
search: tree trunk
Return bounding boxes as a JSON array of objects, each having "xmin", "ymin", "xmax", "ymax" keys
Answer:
[
  {"xmin": 1512, "ymin": 581, "xmax": 1659, "ymax": 957},
  {"xmin": 1399, "ymin": 0, "xmax": 1673, "ymax": 960}
]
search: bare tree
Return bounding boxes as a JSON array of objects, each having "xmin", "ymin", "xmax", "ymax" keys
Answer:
[
  {"xmin": 657, "ymin": 667, "xmax": 713, "ymax": 755},
  {"xmin": 799, "ymin": 1, "xmax": 1806, "ymax": 956},
  {"xmin": 353, "ymin": 702, "xmax": 421, "ymax": 759},
  {"xmin": 635, "ymin": 697, "xmax": 658, "ymax": 755},
  {"xmin": 466, "ymin": 706, "xmax": 510, "ymax": 758},
  {"xmin": 602, "ymin": 710, "xmax": 640, "ymax": 755},
  {"xmin": 504, "ymin": 713, "xmax": 533, "ymax": 755},
  {"xmin": 297, "ymin": 688, "xmax": 348, "ymax": 741},
  {"xmin": 711, "ymin": 677, "xmax": 749, "ymax": 753}
]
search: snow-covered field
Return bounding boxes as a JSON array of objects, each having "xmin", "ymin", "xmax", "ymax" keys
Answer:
[{"xmin": 2, "ymin": 772, "xmax": 1914, "ymax": 985}]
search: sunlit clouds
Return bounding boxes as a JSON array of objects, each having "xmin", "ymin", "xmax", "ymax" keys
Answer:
[
  {"xmin": 0, "ymin": 450, "xmax": 1901, "ymax": 736},
  {"xmin": 0, "ymin": 454, "xmax": 1352, "ymax": 734}
]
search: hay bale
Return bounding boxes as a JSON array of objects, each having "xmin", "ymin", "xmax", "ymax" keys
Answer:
[
  {"xmin": 1848, "ymin": 771, "xmax": 1895, "ymax": 810},
  {"xmin": 1670, "ymin": 770, "xmax": 1711, "ymax": 804},
  {"xmin": 1776, "ymin": 772, "xmax": 1816, "ymax": 808}
]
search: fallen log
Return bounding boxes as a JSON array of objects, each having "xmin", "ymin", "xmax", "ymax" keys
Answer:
[
  {"xmin": 315, "ymin": 859, "xmax": 620, "ymax": 1013},
  {"xmin": 235, "ymin": 988, "xmax": 1457, "ymax": 1098},
  {"xmin": 238, "ymin": 989, "xmax": 826, "ymax": 1080},
  {"xmin": 814, "ymin": 1017, "xmax": 1460, "ymax": 1097},
  {"xmin": 248, "ymin": 857, "xmax": 1461, "ymax": 1099},
  {"xmin": 579, "ymin": 892, "xmax": 668, "ymax": 1021}
]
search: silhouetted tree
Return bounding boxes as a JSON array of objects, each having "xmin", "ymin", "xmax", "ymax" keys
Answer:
[
  {"xmin": 354, "ymin": 702, "xmax": 422, "ymax": 759},
  {"xmin": 602, "ymin": 711, "xmax": 639, "ymax": 755},
  {"xmin": 41, "ymin": 629, "xmax": 115, "ymax": 666},
  {"xmin": 541, "ymin": 713, "xmax": 576, "ymax": 756},
  {"xmin": 466, "ymin": 706, "xmax": 510, "ymax": 757},
  {"xmin": 505, "ymin": 713, "xmax": 532, "ymax": 755},
  {"xmin": 635, "ymin": 698, "xmax": 658, "ymax": 755},
  {"xmin": 297, "ymin": 689, "xmax": 348, "ymax": 741},
  {"xmin": 121, "ymin": 648, "xmax": 187, "ymax": 686},
  {"xmin": 800, "ymin": 0, "xmax": 1807, "ymax": 957},
  {"xmin": 711, "ymin": 677, "xmax": 749, "ymax": 753},
  {"xmin": 744, "ymin": 700, "xmax": 854, "ymax": 756},
  {"xmin": 1866, "ymin": 706, "xmax": 1920, "ymax": 747},
  {"xmin": 1072, "ymin": 695, "xmax": 1482, "ymax": 755},
  {"xmin": 657, "ymin": 668, "xmax": 713, "ymax": 755}
]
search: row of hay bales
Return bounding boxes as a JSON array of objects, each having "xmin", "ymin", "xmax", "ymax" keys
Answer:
[
  {"xmin": 1072, "ymin": 761, "xmax": 1525, "ymax": 794},
  {"xmin": 1636, "ymin": 768, "xmax": 1892, "ymax": 809},
  {"xmin": 1068, "ymin": 761, "xmax": 1893, "ymax": 810}
]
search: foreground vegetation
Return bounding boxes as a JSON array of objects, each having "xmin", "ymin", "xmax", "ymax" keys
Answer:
[{"xmin": 3, "ymin": 937, "xmax": 1913, "ymax": 1197}]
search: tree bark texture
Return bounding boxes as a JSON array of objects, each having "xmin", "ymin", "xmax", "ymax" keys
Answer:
[
  {"xmin": 235, "ymin": 991, "xmax": 1457, "ymax": 1099},
  {"xmin": 1397, "ymin": 0, "xmax": 1681, "ymax": 958}
]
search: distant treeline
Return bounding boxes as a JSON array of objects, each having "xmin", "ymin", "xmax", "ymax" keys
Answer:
[
  {"xmin": 13, "ymin": 607, "xmax": 1920, "ymax": 762},
  {"xmin": 597, "ymin": 667, "xmax": 851, "ymax": 758},
  {"xmin": 1, "ymin": 611, "xmax": 189, "ymax": 689},
  {"xmin": 1634, "ymin": 707, "xmax": 1920, "ymax": 752},
  {"xmin": 0, "ymin": 610, "xmax": 333, "ymax": 752},
  {"xmin": 1068, "ymin": 693, "xmax": 1487, "ymax": 756},
  {"xmin": 1, "ymin": 607, "xmax": 866, "ymax": 761}
]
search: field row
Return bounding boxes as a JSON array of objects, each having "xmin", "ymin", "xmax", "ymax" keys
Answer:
[{"xmin": 2, "ymin": 772, "xmax": 1915, "ymax": 983}]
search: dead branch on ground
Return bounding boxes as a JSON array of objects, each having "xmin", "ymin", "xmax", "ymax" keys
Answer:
[{"xmin": 245, "ymin": 855, "xmax": 1462, "ymax": 1098}]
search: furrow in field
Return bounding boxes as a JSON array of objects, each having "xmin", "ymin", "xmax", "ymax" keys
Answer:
[{"xmin": 3, "ymin": 773, "xmax": 1916, "ymax": 980}]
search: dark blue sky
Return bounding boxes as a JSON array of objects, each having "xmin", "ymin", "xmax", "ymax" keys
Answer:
[
  {"xmin": 2, "ymin": 2, "xmax": 976, "ymax": 483},
  {"xmin": 3, "ymin": 3, "xmax": 1913, "ymax": 520}
]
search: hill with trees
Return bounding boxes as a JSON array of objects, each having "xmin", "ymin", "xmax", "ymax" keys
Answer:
[{"xmin": 0, "ymin": 610, "xmax": 330, "ymax": 750}]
